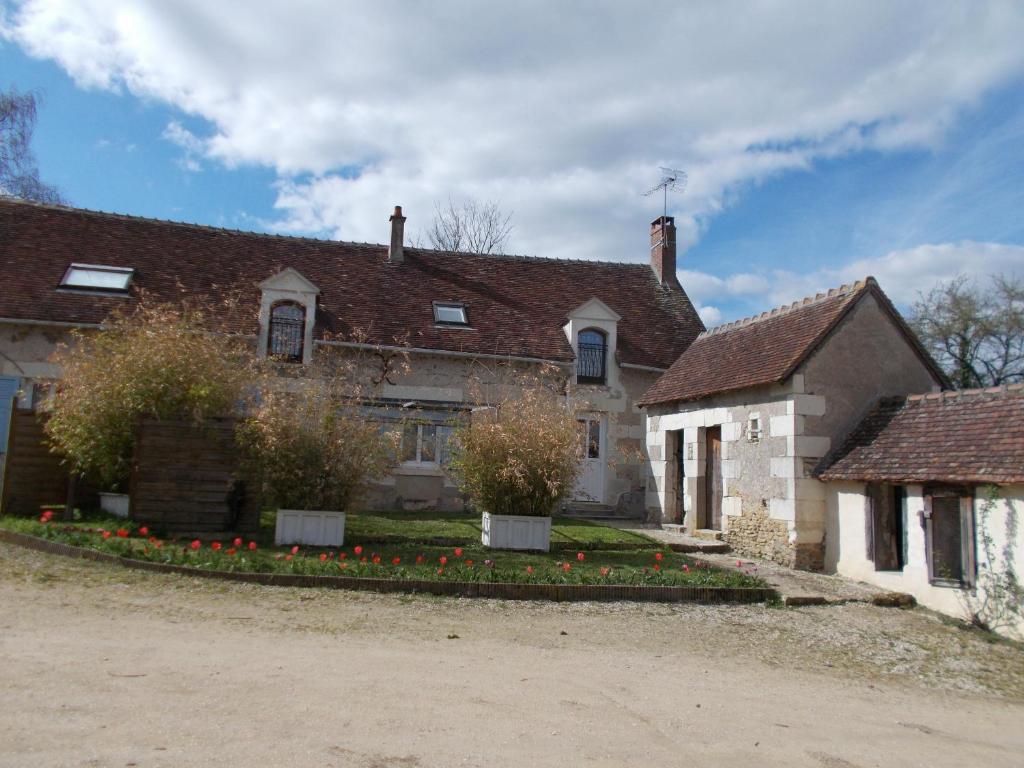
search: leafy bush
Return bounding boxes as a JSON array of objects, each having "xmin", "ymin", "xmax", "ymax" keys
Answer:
[
  {"xmin": 450, "ymin": 368, "xmax": 584, "ymax": 517},
  {"xmin": 44, "ymin": 300, "xmax": 254, "ymax": 490},
  {"xmin": 237, "ymin": 379, "xmax": 395, "ymax": 511}
]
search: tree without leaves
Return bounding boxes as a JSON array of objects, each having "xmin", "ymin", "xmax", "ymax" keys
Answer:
[
  {"xmin": 425, "ymin": 197, "xmax": 513, "ymax": 254},
  {"xmin": 909, "ymin": 274, "xmax": 1024, "ymax": 389},
  {"xmin": 0, "ymin": 87, "xmax": 64, "ymax": 204}
]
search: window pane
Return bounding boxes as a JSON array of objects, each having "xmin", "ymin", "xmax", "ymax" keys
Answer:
[
  {"xmin": 577, "ymin": 330, "xmax": 606, "ymax": 382},
  {"xmin": 434, "ymin": 304, "xmax": 467, "ymax": 324},
  {"xmin": 401, "ymin": 423, "xmax": 419, "ymax": 463},
  {"xmin": 436, "ymin": 425, "xmax": 453, "ymax": 465},
  {"xmin": 931, "ymin": 497, "xmax": 964, "ymax": 583},
  {"xmin": 269, "ymin": 303, "xmax": 305, "ymax": 361},
  {"xmin": 588, "ymin": 420, "xmax": 600, "ymax": 458},
  {"xmin": 63, "ymin": 266, "xmax": 132, "ymax": 290},
  {"xmin": 420, "ymin": 424, "xmax": 437, "ymax": 462}
]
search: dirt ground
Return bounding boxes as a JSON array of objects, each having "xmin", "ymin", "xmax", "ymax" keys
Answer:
[{"xmin": 1, "ymin": 543, "xmax": 1023, "ymax": 768}]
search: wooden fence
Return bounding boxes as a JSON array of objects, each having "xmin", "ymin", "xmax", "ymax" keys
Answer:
[
  {"xmin": 130, "ymin": 417, "xmax": 260, "ymax": 535},
  {"xmin": 0, "ymin": 410, "xmax": 82, "ymax": 516}
]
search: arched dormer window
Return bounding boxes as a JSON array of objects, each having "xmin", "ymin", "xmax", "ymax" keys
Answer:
[
  {"xmin": 268, "ymin": 302, "xmax": 305, "ymax": 362},
  {"xmin": 577, "ymin": 328, "xmax": 607, "ymax": 384}
]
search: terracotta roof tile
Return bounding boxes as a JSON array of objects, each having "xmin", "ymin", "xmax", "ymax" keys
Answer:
[
  {"xmin": 817, "ymin": 385, "xmax": 1024, "ymax": 484},
  {"xmin": 638, "ymin": 277, "xmax": 945, "ymax": 406},
  {"xmin": 0, "ymin": 198, "xmax": 704, "ymax": 369}
]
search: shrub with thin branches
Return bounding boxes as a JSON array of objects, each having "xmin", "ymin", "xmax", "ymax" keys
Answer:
[
  {"xmin": 45, "ymin": 300, "xmax": 254, "ymax": 490},
  {"xmin": 450, "ymin": 369, "xmax": 584, "ymax": 517}
]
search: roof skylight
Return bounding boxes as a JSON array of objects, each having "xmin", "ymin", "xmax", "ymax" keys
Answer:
[
  {"xmin": 433, "ymin": 302, "xmax": 468, "ymax": 325},
  {"xmin": 60, "ymin": 263, "xmax": 134, "ymax": 292}
]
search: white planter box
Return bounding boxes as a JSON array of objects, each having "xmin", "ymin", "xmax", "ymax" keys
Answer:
[
  {"xmin": 99, "ymin": 492, "xmax": 130, "ymax": 519},
  {"xmin": 481, "ymin": 511, "xmax": 551, "ymax": 552},
  {"xmin": 274, "ymin": 509, "xmax": 345, "ymax": 547}
]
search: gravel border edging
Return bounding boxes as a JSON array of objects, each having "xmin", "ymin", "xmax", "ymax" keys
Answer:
[{"xmin": 0, "ymin": 529, "xmax": 779, "ymax": 605}]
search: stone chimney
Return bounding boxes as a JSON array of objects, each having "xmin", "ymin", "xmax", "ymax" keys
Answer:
[
  {"xmin": 388, "ymin": 205, "xmax": 406, "ymax": 263},
  {"xmin": 650, "ymin": 215, "xmax": 678, "ymax": 286}
]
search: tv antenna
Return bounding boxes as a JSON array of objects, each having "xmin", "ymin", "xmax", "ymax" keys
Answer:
[{"xmin": 643, "ymin": 167, "xmax": 687, "ymax": 219}]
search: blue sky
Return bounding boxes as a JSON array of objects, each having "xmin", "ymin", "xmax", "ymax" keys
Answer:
[{"xmin": 3, "ymin": 1, "xmax": 1023, "ymax": 325}]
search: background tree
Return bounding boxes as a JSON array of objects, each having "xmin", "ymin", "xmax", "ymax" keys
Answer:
[
  {"xmin": 0, "ymin": 86, "xmax": 64, "ymax": 204},
  {"xmin": 425, "ymin": 196, "xmax": 513, "ymax": 254},
  {"xmin": 909, "ymin": 274, "xmax": 1024, "ymax": 389}
]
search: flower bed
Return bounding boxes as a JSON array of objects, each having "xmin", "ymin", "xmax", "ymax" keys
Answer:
[{"xmin": 2, "ymin": 512, "xmax": 767, "ymax": 590}]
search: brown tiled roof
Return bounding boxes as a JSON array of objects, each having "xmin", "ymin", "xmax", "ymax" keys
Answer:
[
  {"xmin": 0, "ymin": 198, "xmax": 704, "ymax": 368},
  {"xmin": 638, "ymin": 277, "xmax": 944, "ymax": 406},
  {"xmin": 817, "ymin": 385, "xmax": 1024, "ymax": 484}
]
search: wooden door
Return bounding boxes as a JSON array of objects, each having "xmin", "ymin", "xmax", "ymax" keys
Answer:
[{"xmin": 705, "ymin": 426, "xmax": 722, "ymax": 530}]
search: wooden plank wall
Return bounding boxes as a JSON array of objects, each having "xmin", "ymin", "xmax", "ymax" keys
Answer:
[
  {"xmin": 1, "ymin": 411, "xmax": 70, "ymax": 516},
  {"xmin": 130, "ymin": 418, "xmax": 260, "ymax": 535}
]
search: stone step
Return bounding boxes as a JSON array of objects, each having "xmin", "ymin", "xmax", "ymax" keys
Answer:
[{"xmin": 693, "ymin": 528, "xmax": 725, "ymax": 541}]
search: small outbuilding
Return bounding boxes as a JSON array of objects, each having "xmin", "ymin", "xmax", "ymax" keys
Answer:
[{"xmin": 818, "ymin": 385, "xmax": 1024, "ymax": 639}]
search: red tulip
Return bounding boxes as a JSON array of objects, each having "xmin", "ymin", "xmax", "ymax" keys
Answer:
[
  {"xmin": 372, "ymin": 555, "xmax": 381, "ymax": 565},
  {"xmin": 291, "ymin": 545, "xmax": 299, "ymax": 555},
  {"xmin": 562, "ymin": 563, "xmax": 571, "ymax": 572},
  {"xmin": 577, "ymin": 552, "xmax": 585, "ymax": 561},
  {"xmin": 101, "ymin": 530, "xmax": 112, "ymax": 539},
  {"xmin": 339, "ymin": 552, "xmax": 347, "ymax": 560},
  {"xmin": 392, "ymin": 556, "xmax": 401, "ymax": 565},
  {"xmin": 226, "ymin": 548, "xmax": 237, "ymax": 556},
  {"xmin": 437, "ymin": 567, "xmax": 444, "ymax": 575},
  {"xmin": 148, "ymin": 536, "xmax": 157, "ymax": 543},
  {"xmin": 211, "ymin": 541, "xmax": 222, "ymax": 551},
  {"xmin": 526, "ymin": 566, "xmax": 534, "ymax": 574},
  {"xmin": 190, "ymin": 539, "xmax": 201, "ymax": 550},
  {"xmin": 465, "ymin": 559, "xmax": 474, "ymax": 567},
  {"xmin": 116, "ymin": 529, "xmax": 129, "ymax": 538},
  {"xmin": 600, "ymin": 567, "xmax": 610, "ymax": 576},
  {"xmin": 319, "ymin": 553, "xmax": 328, "ymax": 562},
  {"xmin": 233, "ymin": 537, "xmax": 242, "ymax": 548},
  {"xmin": 454, "ymin": 547, "xmax": 463, "ymax": 557},
  {"xmin": 653, "ymin": 564, "xmax": 661, "ymax": 572},
  {"xmin": 248, "ymin": 541, "xmax": 257, "ymax": 551},
  {"xmin": 138, "ymin": 526, "xmax": 149, "ymax": 536},
  {"xmin": 354, "ymin": 545, "xmax": 363, "ymax": 555},
  {"xmin": 360, "ymin": 556, "xmax": 367, "ymax": 563},
  {"xmin": 327, "ymin": 551, "xmax": 334, "ymax": 559},
  {"xmin": 415, "ymin": 555, "xmax": 425, "ymax": 565},
  {"xmin": 439, "ymin": 555, "xmax": 448, "ymax": 565},
  {"xmin": 154, "ymin": 541, "xmax": 163, "ymax": 549},
  {"xmin": 683, "ymin": 564, "xmax": 690, "ymax": 573},
  {"xmin": 339, "ymin": 562, "xmax": 348, "ymax": 570},
  {"xmin": 285, "ymin": 555, "xmax": 293, "ymax": 561},
  {"xmin": 655, "ymin": 552, "xmax": 663, "ymax": 561}
]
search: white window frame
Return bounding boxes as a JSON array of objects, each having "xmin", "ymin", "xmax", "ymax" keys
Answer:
[
  {"xmin": 747, "ymin": 412, "xmax": 763, "ymax": 443},
  {"xmin": 59, "ymin": 263, "xmax": 134, "ymax": 292},
  {"xmin": 401, "ymin": 422, "xmax": 440, "ymax": 467},
  {"xmin": 432, "ymin": 302, "xmax": 469, "ymax": 326}
]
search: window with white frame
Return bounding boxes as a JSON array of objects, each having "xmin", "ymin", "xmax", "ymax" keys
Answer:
[
  {"xmin": 433, "ymin": 302, "xmax": 468, "ymax": 326},
  {"xmin": 60, "ymin": 263, "xmax": 134, "ymax": 292},
  {"xmin": 747, "ymin": 412, "xmax": 762, "ymax": 443}
]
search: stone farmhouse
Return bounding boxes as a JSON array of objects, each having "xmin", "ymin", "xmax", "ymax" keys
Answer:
[
  {"xmin": 818, "ymin": 385, "xmax": 1024, "ymax": 639},
  {"xmin": 638, "ymin": 278, "xmax": 948, "ymax": 570},
  {"xmin": 0, "ymin": 197, "xmax": 703, "ymax": 516}
]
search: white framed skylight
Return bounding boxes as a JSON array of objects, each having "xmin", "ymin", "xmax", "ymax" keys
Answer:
[
  {"xmin": 433, "ymin": 301, "xmax": 468, "ymax": 326},
  {"xmin": 60, "ymin": 263, "xmax": 134, "ymax": 292}
]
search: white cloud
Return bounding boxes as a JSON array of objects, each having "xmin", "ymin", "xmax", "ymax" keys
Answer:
[
  {"xmin": 4, "ymin": 2, "xmax": 1024, "ymax": 259},
  {"xmin": 696, "ymin": 305, "xmax": 723, "ymax": 326},
  {"xmin": 161, "ymin": 120, "xmax": 204, "ymax": 172},
  {"xmin": 682, "ymin": 240, "xmax": 1024, "ymax": 323}
]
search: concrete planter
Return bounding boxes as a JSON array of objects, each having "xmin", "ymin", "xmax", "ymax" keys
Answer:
[
  {"xmin": 99, "ymin": 492, "xmax": 130, "ymax": 519},
  {"xmin": 481, "ymin": 511, "xmax": 551, "ymax": 552},
  {"xmin": 274, "ymin": 509, "xmax": 345, "ymax": 547}
]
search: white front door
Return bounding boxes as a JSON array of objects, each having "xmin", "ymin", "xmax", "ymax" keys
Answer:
[{"xmin": 573, "ymin": 415, "xmax": 604, "ymax": 502}]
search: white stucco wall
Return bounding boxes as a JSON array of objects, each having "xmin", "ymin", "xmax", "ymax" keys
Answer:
[{"xmin": 826, "ymin": 481, "xmax": 1024, "ymax": 641}]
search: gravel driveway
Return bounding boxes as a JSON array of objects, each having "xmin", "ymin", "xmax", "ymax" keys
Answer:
[{"xmin": 1, "ymin": 542, "xmax": 1022, "ymax": 767}]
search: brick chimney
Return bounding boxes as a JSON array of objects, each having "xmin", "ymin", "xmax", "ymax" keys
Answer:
[
  {"xmin": 650, "ymin": 215, "xmax": 678, "ymax": 286},
  {"xmin": 388, "ymin": 205, "xmax": 406, "ymax": 263}
]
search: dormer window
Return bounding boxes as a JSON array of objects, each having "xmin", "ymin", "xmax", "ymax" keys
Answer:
[
  {"xmin": 433, "ymin": 302, "xmax": 468, "ymax": 326},
  {"xmin": 577, "ymin": 329, "xmax": 607, "ymax": 384},
  {"xmin": 60, "ymin": 263, "xmax": 133, "ymax": 292},
  {"xmin": 268, "ymin": 302, "xmax": 305, "ymax": 362}
]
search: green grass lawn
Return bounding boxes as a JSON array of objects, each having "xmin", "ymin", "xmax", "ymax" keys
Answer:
[{"xmin": 1, "ymin": 511, "xmax": 765, "ymax": 589}]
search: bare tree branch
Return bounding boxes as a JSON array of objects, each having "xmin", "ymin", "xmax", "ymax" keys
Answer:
[
  {"xmin": 909, "ymin": 274, "xmax": 1024, "ymax": 389},
  {"xmin": 425, "ymin": 196, "xmax": 513, "ymax": 254},
  {"xmin": 0, "ymin": 87, "xmax": 65, "ymax": 204}
]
